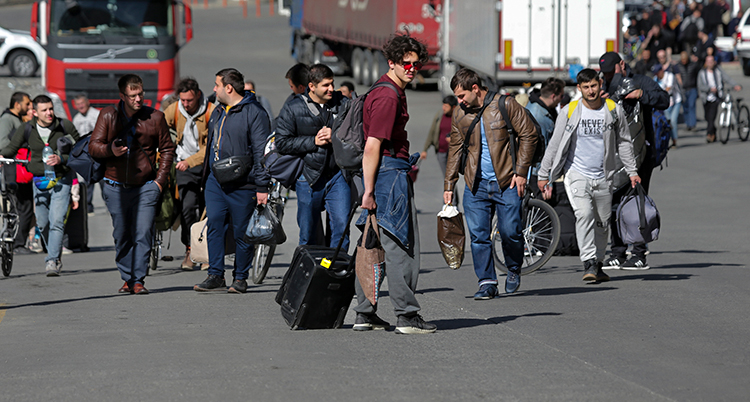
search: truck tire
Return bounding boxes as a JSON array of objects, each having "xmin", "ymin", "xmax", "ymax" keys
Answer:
[
  {"xmin": 372, "ymin": 50, "xmax": 388, "ymax": 82},
  {"xmin": 744, "ymin": 58, "xmax": 750, "ymax": 76},
  {"xmin": 8, "ymin": 50, "xmax": 38, "ymax": 77},
  {"xmin": 352, "ymin": 48, "xmax": 364, "ymax": 84},
  {"xmin": 362, "ymin": 49, "xmax": 374, "ymax": 86}
]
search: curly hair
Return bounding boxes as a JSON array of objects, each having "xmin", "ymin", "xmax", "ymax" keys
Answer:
[{"xmin": 382, "ymin": 33, "xmax": 428, "ymax": 64}]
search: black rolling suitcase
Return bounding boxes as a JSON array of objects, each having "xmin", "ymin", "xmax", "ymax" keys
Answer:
[
  {"xmin": 275, "ymin": 205, "xmax": 357, "ymax": 330},
  {"xmin": 550, "ymin": 181, "xmax": 578, "ymax": 256},
  {"xmin": 65, "ymin": 183, "xmax": 89, "ymax": 252}
]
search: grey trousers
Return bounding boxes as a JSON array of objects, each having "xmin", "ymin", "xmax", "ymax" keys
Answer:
[
  {"xmin": 354, "ymin": 193, "xmax": 422, "ymax": 318},
  {"xmin": 563, "ymin": 169, "xmax": 612, "ymax": 263}
]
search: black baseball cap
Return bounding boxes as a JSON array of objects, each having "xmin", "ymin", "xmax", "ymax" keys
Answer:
[{"xmin": 599, "ymin": 52, "xmax": 622, "ymax": 73}]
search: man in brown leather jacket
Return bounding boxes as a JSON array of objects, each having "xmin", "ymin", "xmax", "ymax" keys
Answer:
[
  {"xmin": 444, "ymin": 68, "xmax": 537, "ymax": 299},
  {"xmin": 90, "ymin": 74, "xmax": 176, "ymax": 295},
  {"xmin": 164, "ymin": 77, "xmax": 212, "ymax": 270}
]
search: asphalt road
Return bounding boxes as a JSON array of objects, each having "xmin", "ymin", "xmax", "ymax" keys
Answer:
[{"xmin": 1, "ymin": 3, "xmax": 750, "ymax": 402}]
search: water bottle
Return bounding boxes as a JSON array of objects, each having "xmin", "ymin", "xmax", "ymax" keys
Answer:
[{"xmin": 42, "ymin": 143, "xmax": 56, "ymax": 180}]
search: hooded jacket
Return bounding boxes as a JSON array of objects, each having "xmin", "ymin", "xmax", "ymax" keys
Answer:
[
  {"xmin": 164, "ymin": 98, "xmax": 213, "ymax": 169},
  {"xmin": 275, "ymin": 91, "xmax": 348, "ymax": 186},
  {"xmin": 202, "ymin": 91, "xmax": 271, "ymax": 190}
]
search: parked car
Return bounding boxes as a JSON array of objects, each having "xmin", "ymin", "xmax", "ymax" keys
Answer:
[
  {"xmin": 0, "ymin": 26, "xmax": 45, "ymax": 77},
  {"xmin": 736, "ymin": 8, "xmax": 750, "ymax": 75}
]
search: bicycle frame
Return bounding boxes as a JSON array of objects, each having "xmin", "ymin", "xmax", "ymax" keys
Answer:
[{"xmin": 720, "ymin": 93, "xmax": 734, "ymax": 128}]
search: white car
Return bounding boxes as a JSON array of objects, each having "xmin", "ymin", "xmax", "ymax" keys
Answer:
[
  {"xmin": 736, "ymin": 8, "xmax": 750, "ymax": 75},
  {"xmin": 0, "ymin": 26, "xmax": 45, "ymax": 77}
]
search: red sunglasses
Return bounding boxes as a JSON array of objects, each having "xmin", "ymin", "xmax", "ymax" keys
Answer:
[{"xmin": 401, "ymin": 61, "xmax": 423, "ymax": 71}]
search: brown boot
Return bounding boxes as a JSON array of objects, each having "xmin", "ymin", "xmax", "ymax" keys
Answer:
[{"xmin": 181, "ymin": 247, "xmax": 194, "ymax": 270}]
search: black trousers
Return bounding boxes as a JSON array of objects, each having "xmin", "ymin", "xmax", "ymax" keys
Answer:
[
  {"xmin": 609, "ymin": 154, "xmax": 654, "ymax": 259},
  {"xmin": 176, "ymin": 168, "xmax": 204, "ymax": 247},
  {"xmin": 12, "ymin": 182, "xmax": 34, "ymax": 249},
  {"xmin": 704, "ymin": 100, "xmax": 719, "ymax": 135}
]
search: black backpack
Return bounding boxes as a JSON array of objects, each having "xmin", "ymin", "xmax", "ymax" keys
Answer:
[
  {"xmin": 496, "ymin": 95, "xmax": 545, "ymax": 172},
  {"xmin": 331, "ymin": 81, "xmax": 400, "ymax": 170},
  {"xmin": 67, "ymin": 134, "xmax": 105, "ymax": 185}
]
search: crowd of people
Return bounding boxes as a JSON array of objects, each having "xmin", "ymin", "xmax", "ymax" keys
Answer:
[
  {"xmin": 10, "ymin": 19, "xmax": 743, "ymax": 333},
  {"xmin": 625, "ymin": 0, "xmax": 742, "ymax": 144}
]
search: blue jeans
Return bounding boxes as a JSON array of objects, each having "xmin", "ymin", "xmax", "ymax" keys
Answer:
[
  {"xmin": 295, "ymin": 170, "xmax": 351, "ymax": 250},
  {"xmin": 101, "ymin": 180, "xmax": 162, "ymax": 285},
  {"xmin": 204, "ymin": 172, "xmax": 256, "ymax": 281},
  {"xmin": 463, "ymin": 179, "xmax": 523, "ymax": 286},
  {"xmin": 666, "ymin": 102, "xmax": 680, "ymax": 140},
  {"xmin": 33, "ymin": 171, "xmax": 73, "ymax": 263},
  {"xmin": 683, "ymin": 88, "xmax": 697, "ymax": 128}
]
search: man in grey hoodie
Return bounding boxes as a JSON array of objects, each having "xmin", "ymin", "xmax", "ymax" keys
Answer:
[{"xmin": 537, "ymin": 69, "xmax": 641, "ymax": 282}]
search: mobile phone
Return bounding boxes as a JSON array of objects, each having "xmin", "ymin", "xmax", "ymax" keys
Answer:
[{"xmin": 113, "ymin": 138, "xmax": 124, "ymax": 147}]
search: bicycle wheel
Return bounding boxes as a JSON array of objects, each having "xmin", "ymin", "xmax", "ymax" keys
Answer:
[
  {"xmin": 148, "ymin": 231, "xmax": 161, "ymax": 275},
  {"xmin": 493, "ymin": 198, "xmax": 561, "ymax": 276},
  {"xmin": 737, "ymin": 105, "xmax": 750, "ymax": 141},
  {"xmin": 1, "ymin": 242, "xmax": 13, "ymax": 277},
  {"xmin": 718, "ymin": 109, "xmax": 731, "ymax": 144}
]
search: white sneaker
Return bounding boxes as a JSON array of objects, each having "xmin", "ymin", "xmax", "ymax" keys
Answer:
[
  {"xmin": 62, "ymin": 247, "xmax": 73, "ymax": 255},
  {"xmin": 45, "ymin": 260, "xmax": 59, "ymax": 277}
]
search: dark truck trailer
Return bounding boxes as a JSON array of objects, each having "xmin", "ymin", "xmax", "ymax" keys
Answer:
[{"xmin": 291, "ymin": 0, "xmax": 442, "ymax": 87}]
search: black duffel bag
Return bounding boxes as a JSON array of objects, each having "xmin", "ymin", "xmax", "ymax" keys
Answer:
[{"xmin": 211, "ymin": 155, "xmax": 253, "ymax": 185}]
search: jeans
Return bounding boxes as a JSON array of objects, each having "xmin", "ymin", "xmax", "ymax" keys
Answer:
[
  {"xmin": 666, "ymin": 102, "xmax": 680, "ymax": 140},
  {"xmin": 683, "ymin": 88, "xmax": 697, "ymax": 128},
  {"xmin": 564, "ymin": 169, "xmax": 611, "ymax": 262},
  {"xmin": 204, "ymin": 172, "xmax": 256, "ymax": 281},
  {"xmin": 33, "ymin": 171, "xmax": 73, "ymax": 262},
  {"xmin": 462, "ymin": 179, "xmax": 523, "ymax": 286},
  {"xmin": 295, "ymin": 170, "xmax": 351, "ymax": 250},
  {"xmin": 102, "ymin": 180, "xmax": 161, "ymax": 285}
]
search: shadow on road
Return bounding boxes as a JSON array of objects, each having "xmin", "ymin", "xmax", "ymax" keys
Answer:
[
  {"xmin": 515, "ymin": 286, "xmax": 617, "ymax": 296},
  {"xmin": 651, "ymin": 249, "xmax": 728, "ymax": 255},
  {"xmin": 614, "ymin": 273, "xmax": 693, "ymax": 281},
  {"xmin": 433, "ymin": 312, "xmax": 562, "ymax": 330}
]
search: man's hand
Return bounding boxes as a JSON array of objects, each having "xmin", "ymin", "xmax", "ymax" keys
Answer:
[
  {"xmin": 45, "ymin": 154, "xmax": 61, "ymax": 166},
  {"xmin": 624, "ymin": 89, "xmax": 643, "ymax": 100},
  {"xmin": 630, "ymin": 175, "xmax": 642, "ymax": 188},
  {"xmin": 72, "ymin": 200, "xmax": 79, "ymax": 210},
  {"xmin": 420, "ymin": 151, "xmax": 427, "ymax": 160},
  {"xmin": 112, "ymin": 145, "xmax": 128, "ymax": 157},
  {"xmin": 601, "ymin": 91, "xmax": 610, "ymax": 99},
  {"xmin": 176, "ymin": 161, "xmax": 189, "ymax": 171},
  {"xmin": 361, "ymin": 191, "xmax": 377, "ymax": 210},
  {"xmin": 443, "ymin": 191, "xmax": 453, "ymax": 205},
  {"xmin": 315, "ymin": 126, "xmax": 332, "ymax": 146},
  {"xmin": 257, "ymin": 192, "xmax": 268, "ymax": 205},
  {"xmin": 509, "ymin": 174, "xmax": 526, "ymax": 197},
  {"xmin": 537, "ymin": 179, "xmax": 553, "ymax": 200}
]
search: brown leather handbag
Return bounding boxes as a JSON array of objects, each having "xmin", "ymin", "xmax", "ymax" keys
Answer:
[{"xmin": 355, "ymin": 213, "xmax": 385, "ymax": 305}]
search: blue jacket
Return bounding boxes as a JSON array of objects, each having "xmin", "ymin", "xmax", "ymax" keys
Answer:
[
  {"xmin": 202, "ymin": 92, "xmax": 271, "ymax": 190},
  {"xmin": 356, "ymin": 154, "xmax": 419, "ymax": 249}
]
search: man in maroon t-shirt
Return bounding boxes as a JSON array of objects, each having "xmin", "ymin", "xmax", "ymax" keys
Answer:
[{"xmin": 353, "ymin": 34, "xmax": 437, "ymax": 335}]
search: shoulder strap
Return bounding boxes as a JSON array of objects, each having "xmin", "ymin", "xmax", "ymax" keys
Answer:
[
  {"xmin": 567, "ymin": 100, "xmax": 580, "ymax": 119},
  {"xmin": 23, "ymin": 122, "xmax": 32, "ymax": 145},
  {"xmin": 605, "ymin": 98, "xmax": 617, "ymax": 111},
  {"xmin": 460, "ymin": 91, "xmax": 496, "ymax": 169},
  {"xmin": 174, "ymin": 102, "xmax": 179, "ymax": 126},
  {"xmin": 367, "ymin": 81, "xmax": 401, "ymax": 156},
  {"xmin": 496, "ymin": 95, "xmax": 519, "ymax": 175}
]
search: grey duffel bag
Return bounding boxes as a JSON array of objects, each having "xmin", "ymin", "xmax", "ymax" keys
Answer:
[{"xmin": 616, "ymin": 183, "xmax": 661, "ymax": 244}]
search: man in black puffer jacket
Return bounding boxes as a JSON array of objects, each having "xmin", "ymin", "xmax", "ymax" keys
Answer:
[{"xmin": 275, "ymin": 64, "xmax": 351, "ymax": 250}]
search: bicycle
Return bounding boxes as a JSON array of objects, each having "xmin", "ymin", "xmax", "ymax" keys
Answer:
[
  {"xmin": 148, "ymin": 229, "xmax": 163, "ymax": 275},
  {"xmin": 0, "ymin": 157, "xmax": 28, "ymax": 277},
  {"xmin": 718, "ymin": 91, "xmax": 750, "ymax": 144},
  {"xmin": 492, "ymin": 176, "xmax": 561, "ymax": 276},
  {"xmin": 251, "ymin": 179, "xmax": 288, "ymax": 284}
]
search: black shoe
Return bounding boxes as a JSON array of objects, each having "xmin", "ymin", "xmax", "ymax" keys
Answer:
[
  {"xmin": 228, "ymin": 279, "xmax": 248, "ymax": 294},
  {"xmin": 193, "ymin": 275, "xmax": 226, "ymax": 291},
  {"xmin": 353, "ymin": 313, "xmax": 391, "ymax": 331},
  {"xmin": 582, "ymin": 259, "xmax": 598, "ymax": 281},
  {"xmin": 621, "ymin": 255, "xmax": 650, "ymax": 270},
  {"xmin": 505, "ymin": 271, "xmax": 521, "ymax": 294},
  {"xmin": 595, "ymin": 261, "xmax": 610, "ymax": 282},
  {"xmin": 473, "ymin": 284, "xmax": 499, "ymax": 300},
  {"xmin": 603, "ymin": 255, "xmax": 626, "ymax": 270},
  {"xmin": 395, "ymin": 314, "xmax": 437, "ymax": 334},
  {"xmin": 13, "ymin": 247, "xmax": 32, "ymax": 255}
]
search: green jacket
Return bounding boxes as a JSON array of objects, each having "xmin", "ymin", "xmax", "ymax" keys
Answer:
[
  {"xmin": 422, "ymin": 111, "xmax": 443, "ymax": 153},
  {"xmin": 1, "ymin": 117, "xmax": 80, "ymax": 177}
]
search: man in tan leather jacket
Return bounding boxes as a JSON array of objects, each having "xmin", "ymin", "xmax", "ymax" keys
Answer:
[
  {"xmin": 164, "ymin": 77, "xmax": 212, "ymax": 270},
  {"xmin": 444, "ymin": 68, "xmax": 538, "ymax": 300}
]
